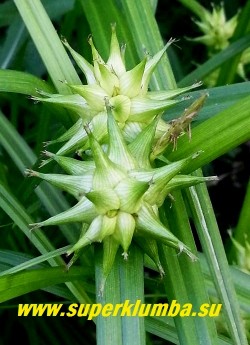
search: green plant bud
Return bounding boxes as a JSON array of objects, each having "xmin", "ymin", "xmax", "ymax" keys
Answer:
[
  {"xmin": 156, "ymin": 175, "xmax": 218, "ymax": 206},
  {"xmin": 63, "ymin": 39, "xmax": 96, "ymax": 85},
  {"xmin": 144, "ymin": 153, "xmax": 202, "ymax": 205},
  {"xmin": 87, "ymin": 129, "xmax": 127, "ymax": 189},
  {"xmin": 101, "ymin": 215, "xmax": 117, "ymax": 238},
  {"xmin": 99, "ymin": 63, "xmax": 120, "ymax": 96},
  {"xmin": 54, "ymin": 111, "xmax": 108, "ymax": 157},
  {"xmin": 129, "ymin": 152, "xmax": 200, "ymax": 184},
  {"xmin": 114, "ymin": 178, "xmax": 149, "ymax": 213},
  {"xmin": 86, "ymin": 189, "xmax": 120, "ymax": 214},
  {"xmin": 164, "ymin": 175, "xmax": 218, "ymax": 193},
  {"xmin": 67, "ymin": 215, "xmax": 104, "ymax": 255},
  {"xmin": 30, "ymin": 197, "xmax": 97, "ymax": 228},
  {"xmin": 25, "ymin": 169, "xmax": 93, "ymax": 199},
  {"xmin": 43, "ymin": 151, "xmax": 95, "ymax": 175},
  {"xmin": 55, "ymin": 124, "xmax": 87, "ymax": 156},
  {"xmin": 88, "ymin": 35, "xmax": 106, "ymax": 80},
  {"xmin": 32, "ymin": 93, "xmax": 95, "ymax": 122},
  {"xmin": 113, "ymin": 212, "xmax": 136, "ymax": 259},
  {"xmin": 68, "ymin": 215, "xmax": 116, "ymax": 258},
  {"xmin": 134, "ymin": 237, "xmax": 164, "ymax": 277},
  {"xmin": 27, "ymin": 25, "xmax": 211, "ymax": 288},
  {"xmin": 191, "ymin": 3, "xmax": 238, "ymax": 52}
]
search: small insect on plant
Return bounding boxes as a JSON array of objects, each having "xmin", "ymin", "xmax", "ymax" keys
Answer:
[{"xmin": 151, "ymin": 92, "xmax": 208, "ymax": 157}]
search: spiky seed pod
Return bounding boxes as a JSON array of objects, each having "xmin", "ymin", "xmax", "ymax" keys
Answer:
[
  {"xmin": 190, "ymin": 3, "xmax": 238, "ymax": 52},
  {"xmin": 188, "ymin": 3, "xmax": 250, "ymax": 82},
  {"xmin": 28, "ymin": 25, "xmax": 216, "ymax": 293}
]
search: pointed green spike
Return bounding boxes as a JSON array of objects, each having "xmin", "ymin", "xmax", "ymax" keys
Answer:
[
  {"xmin": 66, "ymin": 223, "xmax": 89, "ymax": 269},
  {"xmin": 55, "ymin": 112, "xmax": 107, "ymax": 156},
  {"xmin": 163, "ymin": 175, "xmax": 219, "ymax": 195},
  {"xmin": 88, "ymin": 35, "xmax": 105, "ymax": 81},
  {"xmin": 141, "ymin": 38, "xmax": 175, "ymax": 94},
  {"xmin": 129, "ymin": 97, "xmax": 180, "ymax": 122},
  {"xmin": 114, "ymin": 178, "xmax": 149, "ymax": 213},
  {"xmin": 144, "ymin": 152, "xmax": 203, "ymax": 205},
  {"xmin": 67, "ymin": 215, "xmax": 103, "ymax": 255},
  {"xmin": 26, "ymin": 169, "xmax": 93, "ymax": 199},
  {"xmin": 43, "ymin": 151, "xmax": 95, "ymax": 175},
  {"xmin": 106, "ymin": 101, "xmax": 137, "ymax": 170},
  {"xmin": 55, "ymin": 125, "xmax": 87, "ymax": 156},
  {"xmin": 113, "ymin": 212, "xmax": 136, "ymax": 259},
  {"xmin": 134, "ymin": 237, "xmax": 164, "ymax": 277},
  {"xmin": 67, "ymin": 215, "xmax": 117, "ymax": 257},
  {"xmin": 30, "ymin": 197, "xmax": 97, "ymax": 228},
  {"xmin": 119, "ymin": 58, "xmax": 146, "ymax": 98},
  {"xmin": 98, "ymin": 62, "xmax": 119, "ymax": 96},
  {"xmin": 86, "ymin": 127, "xmax": 126, "ymax": 189},
  {"xmin": 62, "ymin": 38, "xmax": 96, "ymax": 85},
  {"xmin": 100, "ymin": 215, "xmax": 117, "ymax": 239},
  {"xmin": 147, "ymin": 82, "xmax": 202, "ymax": 100},
  {"xmin": 107, "ymin": 23, "xmax": 126, "ymax": 77},
  {"xmin": 31, "ymin": 94, "xmax": 94, "ymax": 122},
  {"xmin": 155, "ymin": 175, "xmax": 218, "ymax": 207},
  {"xmin": 128, "ymin": 116, "xmax": 159, "ymax": 168},
  {"xmin": 136, "ymin": 202, "xmax": 197, "ymax": 261},
  {"xmin": 130, "ymin": 151, "xmax": 202, "ymax": 183}
]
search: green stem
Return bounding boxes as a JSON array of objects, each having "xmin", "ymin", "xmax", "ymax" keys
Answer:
[
  {"xmin": 229, "ymin": 178, "xmax": 250, "ymax": 262},
  {"xmin": 163, "ymin": 191, "xmax": 219, "ymax": 344},
  {"xmin": 185, "ymin": 171, "xmax": 248, "ymax": 345},
  {"xmin": 95, "ymin": 245, "xmax": 123, "ymax": 345},
  {"xmin": 119, "ymin": 245, "xmax": 145, "ymax": 345},
  {"xmin": 177, "ymin": 0, "xmax": 207, "ymax": 20},
  {"xmin": 235, "ymin": 178, "xmax": 250, "ymax": 244},
  {"xmin": 95, "ymin": 245, "xmax": 145, "ymax": 345}
]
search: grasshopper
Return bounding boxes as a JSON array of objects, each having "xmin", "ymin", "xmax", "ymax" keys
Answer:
[{"xmin": 151, "ymin": 93, "xmax": 208, "ymax": 158}]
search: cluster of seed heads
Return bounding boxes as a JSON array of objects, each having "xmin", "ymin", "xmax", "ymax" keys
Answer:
[{"xmin": 27, "ymin": 24, "xmax": 215, "ymax": 293}]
